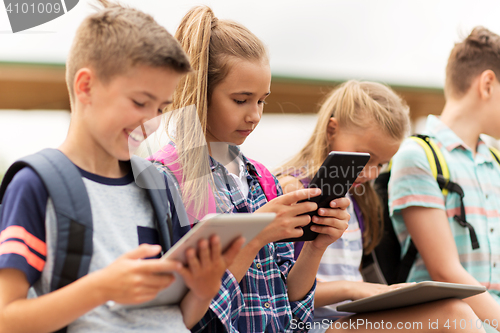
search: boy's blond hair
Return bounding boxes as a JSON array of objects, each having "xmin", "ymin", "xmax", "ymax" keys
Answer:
[
  {"xmin": 445, "ymin": 27, "xmax": 500, "ymax": 99},
  {"xmin": 66, "ymin": 0, "xmax": 191, "ymax": 108}
]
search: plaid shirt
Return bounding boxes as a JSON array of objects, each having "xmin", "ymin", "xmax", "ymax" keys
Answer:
[{"xmin": 156, "ymin": 145, "xmax": 315, "ymax": 333}]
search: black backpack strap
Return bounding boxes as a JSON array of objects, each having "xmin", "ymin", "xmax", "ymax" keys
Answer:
[
  {"xmin": 412, "ymin": 135, "xmax": 479, "ymax": 250},
  {"xmin": 131, "ymin": 156, "xmax": 173, "ymax": 252},
  {"xmin": 490, "ymin": 147, "xmax": 500, "ymax": 165},
  {"xmin": 437, "ymin": 178, "xmax": 479, "ymax": 249},
  {"xmin": 396, "ymin": 240, "xmax": 418, "ymax": 283},
  {"xmin": 1, "ymin": 149, "xmax": 94, "ymax": 294}
]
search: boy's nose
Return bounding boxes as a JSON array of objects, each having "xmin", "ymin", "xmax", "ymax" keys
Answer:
[{"xmin": 140, "ymin": 114, "xmax": 162, "ymax": 137}]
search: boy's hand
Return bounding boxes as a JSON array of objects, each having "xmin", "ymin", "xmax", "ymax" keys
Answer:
[
  {"xmin": 255, "ymin": 188, "xmax": 322, "ymax": 245},
  {"xmin": 93, "ymin": 244, "xmax": 181, "ymax": 305},
  {"xmin": 177, "ymin": 235, "xmax": 244, "ymax": 302},
  {"xmin": 309, "ymin": 197, "xmax": 350, "ymax": 251}
]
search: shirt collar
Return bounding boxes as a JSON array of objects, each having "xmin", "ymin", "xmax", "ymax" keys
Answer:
[
  {"xmin": 209, "ymin": 145, "xmax": 261, "ymax": 177},
  {"xmin": 424, "ymin": 115, "xmax": 494, "ymax": 163}
]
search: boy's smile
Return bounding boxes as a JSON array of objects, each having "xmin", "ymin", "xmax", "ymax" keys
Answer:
[{"xmin": 77, "ymin": 65, "xmax": 182, "ymax": 169}]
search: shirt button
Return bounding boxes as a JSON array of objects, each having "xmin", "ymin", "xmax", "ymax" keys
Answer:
[
  {"xmin": 256, "ymin": 263, "xmax": 262, "ymax": 269},
  {"xmin": 251, "ymin": 185, "xmax": 256, "ymax": 192},
  {"xmin": 491, "ymin": 228, "xmax": 495, "ymax": 233},
  {"xmin": 494, "ymin": 262, "xmax": 497, "ymax": 268},
  {"xmin": 486, "ymin": 194, "xmax": 489, "ymax": 199},
  {"xmin": 264, "ymin": 302, "xmax": 271, "ymax": 308}
]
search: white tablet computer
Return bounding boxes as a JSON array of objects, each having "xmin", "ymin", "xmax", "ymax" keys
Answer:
[
  {"xmin": 111, "ymin": 212, "xmax": 275, "ymax": 310},
  {"xmin": 336, "ymin": 281, "xmax": 486, "ymax": 313}
]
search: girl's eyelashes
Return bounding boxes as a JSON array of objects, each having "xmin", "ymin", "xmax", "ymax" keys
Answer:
[
  {"xmin": 233, "ymin": 99, "xmax": 267, "ymax": 105},
  {"xmin": 133, "ymin": 100, "xmax": 145, "ymax": 107}
]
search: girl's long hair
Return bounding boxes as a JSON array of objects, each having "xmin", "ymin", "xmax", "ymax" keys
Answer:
[
  {"xmin": 277, "ymin": 80, "xmax": 410, "ymax": 254},
  {"xmin": 164, "ymin": 6, "xmax": 267, "ymax": 218}
]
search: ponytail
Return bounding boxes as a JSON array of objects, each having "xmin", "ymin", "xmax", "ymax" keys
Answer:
[{"xmin": 164, "ymin": 6, "xmax": 268, "ymax": 219}]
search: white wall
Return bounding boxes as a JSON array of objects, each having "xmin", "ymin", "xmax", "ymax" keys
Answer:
[
  {"xmin": 240, "ymin": 114, "xmax": 318, "ymax": 171},
  {"xmin": 0, "ymin": 110, "xmax": 70, "ymax": 171},
  {"xmin": 0, "ymin": 111, "xmax": 316, "ymax": 173}
]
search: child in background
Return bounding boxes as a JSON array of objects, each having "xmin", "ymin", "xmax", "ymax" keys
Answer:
[
  {"xmin": 0, "ymin": 1, "xmax": 242, "ymax": 332},
  {"xmin": 150, "ymin": 6, "xmax": 350, "ymax": 332},
  {"xmin": 389, "ymin": 27, "xmax": 500, "ymax": 332},
  {"xmin": 278, "ymin": 80, "xmax": 485, "ymax": 333}
]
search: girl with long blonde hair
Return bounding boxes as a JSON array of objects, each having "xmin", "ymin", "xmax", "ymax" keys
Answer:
[
  {"xmin": 278, "ymin": 80, "xmax": 486, "ymax": 333},
  {"xmin": 150, "ymin": 6, "xmax": 351, "ymax": 333}
]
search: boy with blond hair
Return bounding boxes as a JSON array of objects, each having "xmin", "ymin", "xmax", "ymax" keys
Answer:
[
  {"xmin": 389, "ymin": 27, "xmax": 500, "ymax": 332},
  {"xmin": 0, "ymin": 1, "xmax": 242, "ymax": 332}
]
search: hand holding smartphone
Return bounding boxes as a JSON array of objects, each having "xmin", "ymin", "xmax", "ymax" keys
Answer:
[{"xmin": 280, "ymin": 151, "xmax": 370, "ymax": 242}]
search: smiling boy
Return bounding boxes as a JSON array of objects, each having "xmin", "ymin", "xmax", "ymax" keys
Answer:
[{"xmin": 0, "ymin": 1, "xmax": 242, "ymax": 332}]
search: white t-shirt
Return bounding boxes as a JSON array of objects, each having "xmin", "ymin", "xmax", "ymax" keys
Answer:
[{"xmin": 227, "ymin": 155, "xmax": 250, "ymax": 200}]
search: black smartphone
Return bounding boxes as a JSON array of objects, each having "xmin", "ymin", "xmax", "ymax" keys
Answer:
[{"xmin": 279, "ymin": 151, "xmax": 371, "ymax": 242}]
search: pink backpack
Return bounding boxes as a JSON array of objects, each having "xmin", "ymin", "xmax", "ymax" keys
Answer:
[{"xmin": 149, "ymin": 144, "xmax": 277, "ymax": 224}]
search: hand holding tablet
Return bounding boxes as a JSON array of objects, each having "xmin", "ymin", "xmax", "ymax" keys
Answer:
[{"xmin": 110, "ymin": 212, "xmax": 275, "ymax": 310}]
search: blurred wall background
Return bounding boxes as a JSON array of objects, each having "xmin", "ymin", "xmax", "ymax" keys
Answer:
[{"xmin": 2, "ymin": 0, "xmax": 500, "ymax": 176}]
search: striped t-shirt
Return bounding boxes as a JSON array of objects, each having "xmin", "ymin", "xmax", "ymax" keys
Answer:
[
  {"xmin": 388, "ymin": 115, "xmax": 500, "ymax": 302},
  {"xmin": 313, "ymin": 193, "xmax": 363, "ymax": 321}
]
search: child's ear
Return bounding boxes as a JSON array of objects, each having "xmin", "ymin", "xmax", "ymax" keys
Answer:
[
  {"xmin": 74, "ymin": 68, "xmax": 93, "ymax": 105},
  {"xmin": 327, "ymin": 117, "xmax": 339, "ymax": 141},
  {"xmin": 478, "ymin": 69, "xmax": 497, "ymax": 100}
]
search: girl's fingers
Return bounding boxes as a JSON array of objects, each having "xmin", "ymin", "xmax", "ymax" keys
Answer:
[
  {"xmin": 290, "ymin": 214, "xmax": 314, "ymax": 228},
  {"xmin": 174, "ymin": 265, "xmax": 192, "ymax": 282},
  {"xmin": 287, "ymin": 201, "xmax": 318, "ymax": 217},
  {"xmin": 330, "ymin": 197, "xmax": 350, "ymax": 209},
  {"xmin": 277, "ymin": 188, "xmax": 321, "ymax": 205},
  {"xmin": 312, "ymin": 216, "xmax": 349, "ymax": 229},
  {"xmin": 197, "ymin": 239, "xmax": 211, "ymax": 266},
  {"xmin": 209, "ymin": 235, "xmax": 222, "ymax": 263},
  {"xmin": 310, "ymin": 218, "xmax": 348, "ymax": 235},
  {"xmin": 317, "ymin": 207, "xmax": 350, "ymax": 219},
  {"xmin": 185, "ymin": 247, "xmax": 200, "ymax": 273},
  {"xmin": 222, "ymin": 236, "xmax": 245, "ymax": 266},
  {"xmin": 310, "ymin": 224, "xmax": 333, "ymax": 235}
]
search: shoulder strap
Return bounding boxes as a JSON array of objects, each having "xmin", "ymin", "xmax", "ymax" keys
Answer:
[
  {"xmin": 148, "ymin": 143, "xmax": 183, "ymax": 184},
  {"xmin": 396, "ymin": 240, "xmax": 418, "ymax": 283},
  {"xmin": 0, "ymin": 149, "xmax": 94, "ymax": 292},
  {"xmin": 130, "ymin": 156, "xmax": 173, "ymax": 251},
  {"xmin": 148, "ymin": 143, "xmax": 217, "ymax": 223},
  {"xmin": 409, "ymin": 135, "xmax": 479, "ymax": 250},
  {"xmin": 246, "ymin": 158, "xmax": 278, "ymax": 202},
  {"xmin": 489, "ymin": 147, "xmax": 500, "ymax": 165},
  {"xmin": 410, "ymin": 135, "xmax": 450, "ymax": 195}
]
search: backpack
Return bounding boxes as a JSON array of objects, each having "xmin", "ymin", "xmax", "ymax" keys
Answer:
[
  {"xmin": 361, "ymin": 134, "xmax": 500, "ymax": 285},
  {"xmin": 0, "ymin": 149, "xmax": 174, "ymax": 333},
  {"xmin": 148, "ymin": 143, "xmax": 277, "ymax": 224}
]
